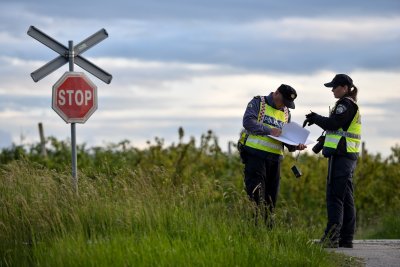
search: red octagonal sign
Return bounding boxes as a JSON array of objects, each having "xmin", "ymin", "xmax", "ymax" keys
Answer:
[{"xmin": 52, "ymin": 72, "xmax": 97, "ymax": 123}]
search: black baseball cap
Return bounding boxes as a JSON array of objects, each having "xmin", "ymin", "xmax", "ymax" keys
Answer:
[
  {"xmin": 324, "ymin": 74, "xmax": 353, "ymax": 88},
  {"xmin": 277, "ymin": 84, "xmax": 297, "ymax": 109}
]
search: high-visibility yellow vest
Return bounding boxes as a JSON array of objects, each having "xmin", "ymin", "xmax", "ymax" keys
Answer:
[
  {"xmin": 323, "ymin": 99, "xmax": 361, "ymax": 154},
  {"xmin": 239, "ymin": 96, "xmax": 288, "ymax": 155}
]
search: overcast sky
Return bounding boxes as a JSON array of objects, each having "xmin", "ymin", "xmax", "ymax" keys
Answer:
[{"xmin": 0, "ymin": 0, "xmax": 399, "ymax": 156}]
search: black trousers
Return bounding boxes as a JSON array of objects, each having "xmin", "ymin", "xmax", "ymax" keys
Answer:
[
  {"xmin": 325, "ymin": 155, "xmax": 357, "ymax": 242},
  {"xmin": 243, "ymin": 152, "xmax": 281, "ymax": 219}
]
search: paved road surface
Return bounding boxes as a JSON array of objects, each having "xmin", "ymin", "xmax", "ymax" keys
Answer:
[{"xmin": 327, "ymin": 240, "xmax": 400, "ymax": 267}]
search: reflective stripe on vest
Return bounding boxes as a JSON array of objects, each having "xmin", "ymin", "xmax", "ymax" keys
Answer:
[
  {"xmin": 323, "ymin": 105, "xmax": 361, "ymax": 153},
  {"xmin": 244, "ymin": 100, "xmax": 287, "ymax": 155},
  {"xmin": 326, "ymin": 130, "xmax": 361, "ymax": 139},
  {"xmin": 245, "ymin": 135, "xmax": 283, "ymax": 153}
]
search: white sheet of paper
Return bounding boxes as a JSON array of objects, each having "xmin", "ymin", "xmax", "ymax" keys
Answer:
[{"xmin": 268, "ymin": 122, "xmax": 314, "ymax": 145}]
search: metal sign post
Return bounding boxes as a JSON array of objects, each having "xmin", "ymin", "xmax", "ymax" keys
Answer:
[
  {"xmin": 28, "ymin": 26, "xmax": 112, "ymax": 192},
  {"xmin": 68, "ymin": 40, "xmax": 78, "ymax": 192}
]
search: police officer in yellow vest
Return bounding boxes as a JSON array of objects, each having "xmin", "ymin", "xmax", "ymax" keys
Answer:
[
  {"xmin": 239, "ymin": 84, "xmax": 306, "ymax": 226},
  {"xmin": 303, "ymin": 74, "xmax": 361, "ymax": 248}
]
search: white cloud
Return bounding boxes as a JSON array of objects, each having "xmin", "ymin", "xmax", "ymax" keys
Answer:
[
  {"xmin": 2, "ymin": 55, "xmax": 398, "ymax": 156},
  {"xmin": 247, "ymin": 16, "xmax": 400, "ymax": 42},
  {"xmin": 0, "ymin": 32, "xmax": 22, "ymax": 45},
  {"xmin": 91, "ymin": 57, "xmax": 224, "ymax": 72}
]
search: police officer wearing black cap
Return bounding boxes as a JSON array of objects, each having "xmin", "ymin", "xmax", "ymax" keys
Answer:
[
  {"xmin": 303, "ymin": 74, "xmax": 361, "ymax": 248},
  {"xmin": 238, "ymin": 84, "xmax": 306, "ymax": 226}
]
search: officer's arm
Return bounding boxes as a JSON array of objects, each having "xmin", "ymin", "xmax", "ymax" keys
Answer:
[
  {"xmin": 313, "ymin": 100, "xmax": 355, "ymax": 131},
  {"xmin": 243, "ymin": 97, "xmax": 272, "ymax": 135}
]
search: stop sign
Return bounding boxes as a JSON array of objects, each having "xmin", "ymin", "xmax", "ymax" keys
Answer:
[{"xmin": 52, "ymin": 72, "xmax": 97, "ymax": 123}]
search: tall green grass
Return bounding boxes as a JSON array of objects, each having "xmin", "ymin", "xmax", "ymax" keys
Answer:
[
  {"xmin": 1, "ymin": 159, "xmax": 339, "ymax": 267},
  {"xmin": 1, "ymin": 133, "xmax": 399, "ymax": 266}
]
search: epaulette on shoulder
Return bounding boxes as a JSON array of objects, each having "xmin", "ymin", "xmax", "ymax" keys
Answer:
[{"xmin": 339, "ymin": 97, "xmax": 357, "ymax": 107}]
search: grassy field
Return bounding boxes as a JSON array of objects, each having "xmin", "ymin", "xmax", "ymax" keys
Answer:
[
  {"xmin": 1, "ymin": 160, "xmax": 341, "ymax": 267},
  {"xmin": 1, "ymin": 132, "xmax": 399, "ymax": 266}
]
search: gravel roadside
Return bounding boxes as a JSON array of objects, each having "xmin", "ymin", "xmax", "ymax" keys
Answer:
[{"xmin": 327, "ymin": 239, "xmax": 400, "ymax": 267}]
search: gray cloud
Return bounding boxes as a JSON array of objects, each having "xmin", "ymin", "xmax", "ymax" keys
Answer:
[
  {"xmin": 4, "ymin": 0, "xmax": 400, "ymax": 21},
  {"xmin": 0, "ymin": 95, "xmax": 49, "ymax": 110},
  {"xmin": 1, "ymin": 1, "xmax": 399, "ymax": 74},
  {"xmin": 15, "ymin": 20, "xmax": 400, "ymax": 75}
]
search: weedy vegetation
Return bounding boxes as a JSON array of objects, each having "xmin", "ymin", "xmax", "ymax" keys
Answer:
[{"xmin": 1, "ymin": 129, "xmax": 399, "ymax": 266}]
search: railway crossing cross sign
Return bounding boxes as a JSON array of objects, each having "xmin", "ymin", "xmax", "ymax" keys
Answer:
[{"xmin": 28, "ymin": 26, "xmax": 112, "ymax": 84}]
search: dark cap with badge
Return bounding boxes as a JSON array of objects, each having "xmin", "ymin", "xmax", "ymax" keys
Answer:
[
  {"xmin": 324, "ymin": 74, "xmax": 353, "ymax": 88},
  {"xmin": 277, "ymin": 84, "xmax": 297, "ymax": 109}
]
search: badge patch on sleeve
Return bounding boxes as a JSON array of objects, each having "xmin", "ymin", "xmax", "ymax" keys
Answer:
[{"xmin": 336, "ymin": 104, "xmax": 347, "ymax": 114}]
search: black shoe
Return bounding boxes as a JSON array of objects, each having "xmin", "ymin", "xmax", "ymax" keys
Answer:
[{"xmin": 339, "ymin": 241, "xmax": 353, "ymax": 248}]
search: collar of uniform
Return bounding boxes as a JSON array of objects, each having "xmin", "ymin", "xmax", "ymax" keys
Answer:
[{"xmin": 266, "ymin": 92, "xmax": 283, "ymax": 110}]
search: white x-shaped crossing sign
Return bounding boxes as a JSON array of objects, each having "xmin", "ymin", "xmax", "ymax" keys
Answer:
[{"xmin": 28, "ymin": 26, "xmax": 112, "ymax": 84}]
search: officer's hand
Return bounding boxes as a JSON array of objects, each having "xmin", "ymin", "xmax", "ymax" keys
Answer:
[
  {"xmin": 270, "ymin": 128, "xmax": 282, "ymax": 137},
  {"xmin": 296, "ymin": 144, "xmax": 307, "ymax": 150},
  {"xmin": 303, "ymin": 118, "xmax": 314, "ymax": 127},
  {"xmin": 305, "ymin": 111, "xmax": 317, "ymax": 119},
  {"xmin": 303, "ymin": 111, "xmax": 318, "ymax": 127}
]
